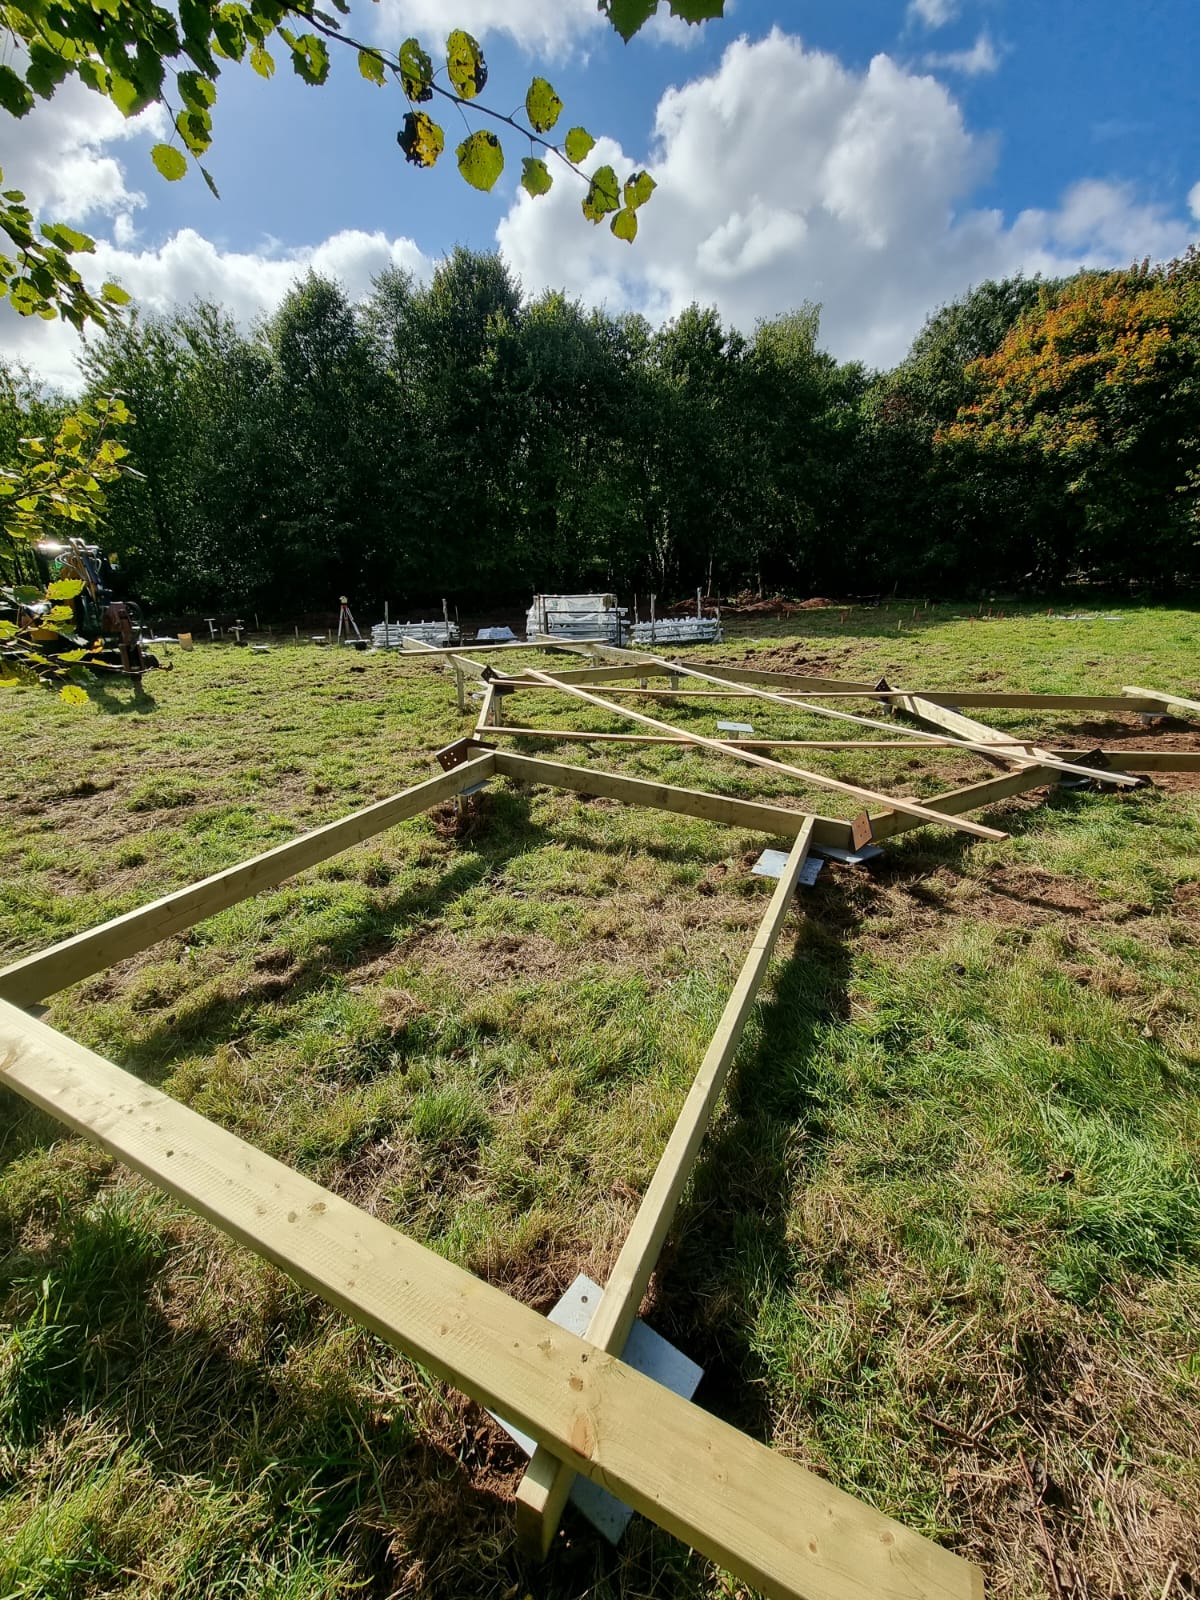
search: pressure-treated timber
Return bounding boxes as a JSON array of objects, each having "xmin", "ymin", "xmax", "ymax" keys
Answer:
[
  {"xmin": 1122, "ymin": 685, "xmax": 1200, "ymax": 718},
  {"xmin": 497, "ymin": 681, "xmax": 1166, "ymax": 714},
  {"xmin": 637, "ymin": 655, "xmax": 1136, "ymax": 790},
  {"xmin": 502, "ymin": 669, "xmax": 1007, "ymax": 842},
  {"xmin": 868, "ymin": 766, "xmax": 1058, "ymax": 841},
  {"xmin": 483, "ymin": 727, "xmax": 970, "ymax": 751},
  {"xmin": 1054, "ymin": 749, "xmax": 1200, "ymax": 771},
  {"xmin": 0, "ymin": 1003, "xmax": 982, "ymax": 1600},
  {"xmin": 517, "ymin": 820, "xmax": 818, "ymax": 1554},
  {"xmin": 492, "ymin": 750, "xmax": 857, "ymax": 848},
  {"xmin": 0, "ymin": 755, "xmax": 497, "ymax": 1009}
]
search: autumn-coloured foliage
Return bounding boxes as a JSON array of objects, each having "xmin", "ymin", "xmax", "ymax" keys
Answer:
[{"xmin": 944, "ymin": 252, "xmax": 1200, "ymax": 582}]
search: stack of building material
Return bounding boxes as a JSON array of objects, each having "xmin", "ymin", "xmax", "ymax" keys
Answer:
[
  {"xmin": 629, "ymin": 617, "xmax": 723, "ymax": 645},
  {"xmin": 526, "ymin": 594, "xmax": 627, "ymax": 643},
  {"xmin": 371, "ymin": 621, "xmax": 461, "ymax": 649}
]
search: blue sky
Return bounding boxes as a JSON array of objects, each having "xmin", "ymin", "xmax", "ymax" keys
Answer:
[{"xmin": 3, "ymin": 0, "xmax": 1198, "ymax": 387}]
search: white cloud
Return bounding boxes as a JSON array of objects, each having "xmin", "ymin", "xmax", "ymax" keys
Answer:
[
  {"xmin": 497, "ymin": 29, "xmax": 1199, "ymax": 370},
  {"xmin": 371, "ymin": 0, "xmax": 714, "ymax": 56},
  {"xmin": 922, "ymin": 31, "xmax": 1003, "ymax": 76},
  {"xmin": 4, "ymin": 229, "xmax": 433, "ymax": 392},
  {"xmin": 908, "ymin": 0, "xmax": 959, "ymax": 28},
  {"xmin": 373, "ymin": 0, "xmax": 599, "ymax": 56},
  {"xmin": 1190, "ymin": 182, "xmax": 1200, "ymax": 223},
  {"xmin": 0, "ymin": 75, "xmax": 165, "ymax": 222}
]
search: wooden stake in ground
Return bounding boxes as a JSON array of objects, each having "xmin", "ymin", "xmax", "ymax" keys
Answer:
[
  {"xmin": 499, "ymin": 667, "xmax": 1008, "ymax": 843},
  {"xmin": 516, "ymin": 820, "xmax": 817, "ymax": 1554}
]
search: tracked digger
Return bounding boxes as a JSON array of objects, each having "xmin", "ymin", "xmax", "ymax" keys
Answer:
[{"xmin": 2, "ymin": 536, "xmax": 162, "ymax": 683}]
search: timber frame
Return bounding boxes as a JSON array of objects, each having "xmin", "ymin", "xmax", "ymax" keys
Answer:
[{"xmin": 3, "ymin": 637, "xmax": 1197, "ymax": 1600}]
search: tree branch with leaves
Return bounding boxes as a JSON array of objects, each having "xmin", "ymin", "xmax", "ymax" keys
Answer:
[{"xmin": 0, "ymin": 0, "xmax": 723, "ymax": 330}]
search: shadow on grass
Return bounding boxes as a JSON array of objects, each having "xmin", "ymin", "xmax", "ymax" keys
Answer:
[
  {"xmin": 633, "ymin": 898, "xmax": 853, "ymax": 1453},
  {"xmin": 0, "ymin": 1194, "xmax": 523, "ymax": 1598},
  {"xmin": 90, "ymin": 680, "xmax": 159, "ymax": 715}
]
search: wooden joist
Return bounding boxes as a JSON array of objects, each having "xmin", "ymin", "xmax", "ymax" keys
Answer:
[
  {"xmin": 640, "ymin": 657, "xmax": 1137, "ymax": 790},
  {"xmin": 492, "ymin": 750, "xmax": 855, "ymax": 847},
  {"xmin": 1122, "ymin": 685, "xmax": 1200, "ymax": 718},
  {"xmin": 0, "ymin": 755, "xmax": 497, "ymax": 1008},
  {"xmin": 517, "ymin": 820, "xmax": 818, "ymax": 1554},
  {"xmin": 0, "ymin": 1002, "xmax": 983, "ymax": 1600},
  {"xmin": 482, "ymin": 727, "xmax": 970, "ymax": 750},
  {"xmin": 505, "ymin": 669, "xmax": 1007, "ymax": 842}
]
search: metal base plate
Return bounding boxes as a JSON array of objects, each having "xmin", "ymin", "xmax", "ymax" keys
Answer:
[
  {"xmin": 491, "ymin": 1274, "xmax": 703, "ymax": 1544},
  {"xmin": 752, "ymin": 849, "xmax": 824, "ymax": 886}
]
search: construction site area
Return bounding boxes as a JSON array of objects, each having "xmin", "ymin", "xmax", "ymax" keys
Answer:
[{"xmin": 2, "ymin": 598, "xmax": 1199, "ymax": 1600}]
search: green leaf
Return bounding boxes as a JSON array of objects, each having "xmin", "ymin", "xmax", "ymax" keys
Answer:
[
  {"xmin": 47, "ymin": 579, "xmax": 85, "ymax": 600},
  {"xmin": 59, "ymin": 684, "xmax": 89, "ymax": 705},
  {"xmin": 582, "ymin": 164, "xmax": 620, "ymax": 224},
  {"xmin": 399, "ymin": 37, "xmax": 433, "ymax": 102},
  {"xmin": 12, "ymin": 586, "xmax": 42, "ymax": 604},
  {"xmin": 26, "ymin": 44, "xmax": 71, "ymax": 98},
  {"xmin": 599, "ymin": 0, "xmax": 658, "ymax": 42},
  {"xmin": 668, "ymin": 0, "xmax": 724, "ymax": 21},
  {"xmin": 525, "ymin": 77, "xmax": 562, "ymax": 135},
  {"xmin": 40, "ymin": 224, "xmax": 95, "ymax": 254},
  {"xmin": 0, "ymin": 64, "xmax": 35, "ymax": 118},
  {"xmin": 177, "ymin": 70, "xmax": 216, "ymax": 110},
  {"xmin": 109, "ymin": 72, "xmax": 151, "ymax": 117},
  {"xmin": 563, "ymin": 127, "xmax": 595, "ymax": 165},
  {"xmin": 398, "ymin": 112, "xmax": 444, "ymax": 168},
  {"xmin": 250, "ymin": 43, "xmax": 275, "ymax": 78},
  {"xmin": 200, "ymin": 164, "xmax": 221, "ymax": 199},
  {"xmin": 358, "ymin": 49, "xmax": 386, "ymax": 86},
  {"xmin": 286, "ymin": 33, "xmax": 330, "ymax": 86},
  {"xmin": 521, "ymin": 157, "xmax": 553, "ymax": 198},
  {"xmin": 176, "ymin": 108, "xmax": 212, "ymax": 157},
  {"xmin": 101, "ymin": 282, "xmax": 132, "ymax": 305},
  {"xmin": 611, "ymin": 207, "xmax": 638, "ymax": 243},
  {"xmin": 446, "ymin": 29, "xmax": 487, "ymax": 100},
  {"xmin": 623, "ymin": 170, "xmax": 656, "ymax": 210},
  {"xmin": 456, "ymin": 129, "xmax": 503, "ymax": 192},
  {"xmin": 212, "ymin": 2, "xmax": 248, "ymax": 59},
  {"xmin": 151, "ymin": 144, "xmax": 188, "ymax": 181}
]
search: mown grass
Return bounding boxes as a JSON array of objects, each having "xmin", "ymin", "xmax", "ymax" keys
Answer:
[{"xmin": 2, "ymin": 603, "xmax": 1199, "ymax": 1598}]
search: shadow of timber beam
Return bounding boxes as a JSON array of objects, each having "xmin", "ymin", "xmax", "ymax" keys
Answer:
[
  {"xmin": 0, "ymin": 1002, "xmax": 984, "ymax": 1600},
  {"xmin": 516, "ymin": 820, "xmax": 818, "ymax": 1554},
  {"xmin": 0, "ymin": 754, "xmax": 497, "ymax": 1009}
]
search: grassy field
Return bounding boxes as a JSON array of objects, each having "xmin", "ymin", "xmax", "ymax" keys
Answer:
[{"xmin": 2, "ymin": 602, "xmax": 1199, "ymax": 1600}]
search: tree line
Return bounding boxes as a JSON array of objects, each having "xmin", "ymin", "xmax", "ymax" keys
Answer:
[{"xmin": 4, "ymin": 243, "xmax": 1198, "ymax": 620}]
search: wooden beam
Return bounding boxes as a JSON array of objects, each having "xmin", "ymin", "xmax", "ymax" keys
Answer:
[
  {"xmin": 1122, "ymin": 685, "xmax": 1200, "ymax": 718},
  {"xmin": 0, "ymin": 1003, "xmax": 983, "ymax": 1600},
  {"xmin": 0, "ymin": 755, "xmax": 497, "ymax": 1009},
  {"xmin": 517, "ymin": 820, "xmax": 817, "ymax": 1554},
  {"xmin": 504, "ymin": 669, "xmax": 1007, "ymax": 842},
  {"xmin": 484, "ymin": 727, "xmax": 969, "ymax": 751},
  {"xmin": 868, "ymin": 766, "xmax": 1057, "ymax": 842},
  {"xmin": 1055, "ymin": 749, "xmax": 1200, "ymax": 771},
  {"xmin": 641, "ymin": 657, "xmax": 1136, "ymax": 790},
  {"xmin": 684, "ymin": 662, "xmax": 1167, "ymax": 714},
  {"xmin": 493, "ymin": 749, "xmax": 855, "ymax": 848}
]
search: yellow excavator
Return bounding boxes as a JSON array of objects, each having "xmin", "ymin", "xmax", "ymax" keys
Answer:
[{"xmin": 5, "ymin": 536, "xmax": 162, "ymax": 682}]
